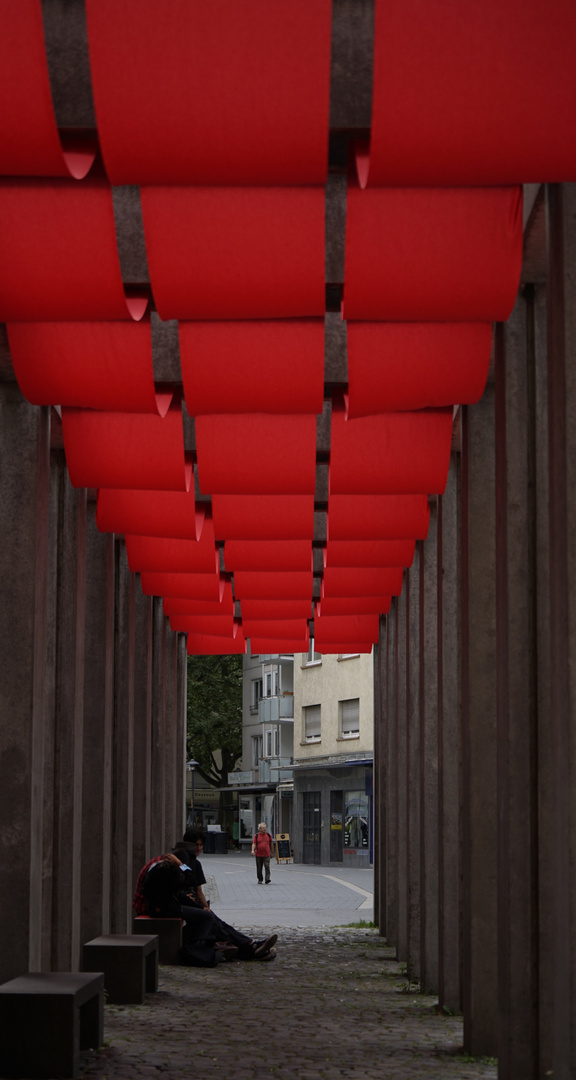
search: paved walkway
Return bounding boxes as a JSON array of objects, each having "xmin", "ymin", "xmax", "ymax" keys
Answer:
[{"xmin": 79, "ymin": 854, "xmax": 498, "ymax": 1080}]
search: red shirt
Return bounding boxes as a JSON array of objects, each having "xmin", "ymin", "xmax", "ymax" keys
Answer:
[{"xmin": 253, "ymin": 832, "xmax": 273, "ymax": 857}]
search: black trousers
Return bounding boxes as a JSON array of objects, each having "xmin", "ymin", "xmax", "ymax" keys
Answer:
[{"xmin": 180, "ymin": 905, "xmax": 255, "ymax": 957}]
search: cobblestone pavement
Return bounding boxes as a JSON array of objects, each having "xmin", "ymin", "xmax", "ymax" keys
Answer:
[{"xmin": 79, "ymin": 928, "xmax": 498, "ymax": 1080}]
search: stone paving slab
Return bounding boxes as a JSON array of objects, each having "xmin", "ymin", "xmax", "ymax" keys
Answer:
[{"xmin": 79, "ymin": 928, "xmax": 497, "ymax": 1080}]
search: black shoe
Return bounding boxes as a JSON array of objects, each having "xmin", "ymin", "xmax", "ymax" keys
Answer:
[
  {"xmin": 265, "ymin": 880, "xmax": 271, "ymax": 884},
  {"xmin": 257, "ymin": 947, "xmax": 276, "ymax": 962},
  {"xmin": 253, "ymin": 934, "xmax": 278, "ymax": 959}
]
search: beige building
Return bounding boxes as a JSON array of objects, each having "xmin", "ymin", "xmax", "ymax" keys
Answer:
[{"xmin": 292, "ymin": 646, "xmax": 374, "ymax": 866}]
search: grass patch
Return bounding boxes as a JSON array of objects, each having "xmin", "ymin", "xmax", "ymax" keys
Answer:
[{"xmin": 336, "ymin": 920, "xmax": 377, "ymax": 929}]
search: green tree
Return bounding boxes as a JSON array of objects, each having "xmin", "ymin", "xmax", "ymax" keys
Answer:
[{"xmin": 186, "ymin": 654, "xmax": 243, "ymax": 787}]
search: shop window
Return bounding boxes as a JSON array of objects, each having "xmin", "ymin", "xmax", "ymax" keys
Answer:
[
  {"xmin": 340, "ymin": 698, "xmax": 360, "ymax": 738},
  {"xmin": 344, "ymin": 791, "xmax": 369, "ymax": 849},
  {"xmin": 304, "ymin": 704, "xmax": 321, "ymax": 742}
]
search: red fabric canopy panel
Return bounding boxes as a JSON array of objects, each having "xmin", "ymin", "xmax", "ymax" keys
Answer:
[
  {"xmin": 163, "ymin": 586, "xmax": 234, "ymax": 618},
  {"xmin": 62, "ymin": 405, "xmax": 188, "ymax": 491},
  {"xmin": 313, "ymin": 613, "xmax": 380, "ymax": 644},
  {"xmin": 140, "ymin": 572, "xmax": 224, "ymax": 601},
  {"xmin": 249, "ymin": 636, "xmax": 310, "ymax": 654},
  {"xmin": 187, "ymin": 632, "xmax": 246, "ymax": 656},
  {"xmin": 97, "ymin": 487, "xmax": 203, "ymax": 541},
  {"xmin": 328, "ymin": 494, "xmax": 430, "ymax": 540},
  {"xmin": 233, "ymin": 571, "xmax": 313, "ymax": 600},
  {"xmin": 0, "ymin": 180, "xmax": 147, "ymax": 321},
  {"xmin": 313, "ymin": 640, "xmax": 373, "ymax": 655},
  {"xmin": 325, "ymin": 539, "xmax": 416, "ymax": 569},
  {"xmin": 346, "ymin": 322, "xmax": 492, "ymax": 415},
  {"xmin": 330, "ymin": 401, "xmax": 453, "ymax": 495},
  {"xmin": 125, "ymin": 523, "xmax": 218, "ymax": 575},
  {"xmin": 212, "ymin": 495, "xmax": 315, "ymax": 541},
  {"xmin": 317, "ymin": 596, "xmax": 392, "ymax": 616},
  {"xmin": 169, "ymin": 614, "xmax": 236, "ymax": 636},
  {"xmin": 196, "ymin": 414, "xmax": 317, "ymax": 495},
  {"xmin": 360, "ymin": 0, "xmax": 576, "ymax": 187},
  {"xmin": 0, "ymin": 0, "xmax": 95, "ymax": 178},
  {"xmin": 180, "ymin": 320, "xmax": 324, "ymax": 415},
  {"xmin": 224, "ymin": 541, "xmax": 313, "ymax": 573},
  {"xmin": 240, "ymin": 599, "xmax": 312, "ymax": 620},
  {"xmin": 8, "ymin": 321, "xmax": 161, "ymax": 412},
  {"xmin": 141, "ymin": 186, "xmax": 325, "ymax": 320},
  {"xmin": 85, "ymin": 0, "xmax": 331, "ymax": 185},
  {"xmin": 343, "ymin": 183, "xmax": 523, "ymax": 322},
  {"xmin": 242, "ymin": 618, "xmax": 309, "ymax": 640},
  {"xmin": 322, "ymin": 567, "xmax": 404, "ymax": 598}
]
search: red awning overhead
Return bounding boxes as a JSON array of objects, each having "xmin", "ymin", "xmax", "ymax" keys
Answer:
[
  {"xmin": 163, "ymin": 586, "xmax": 234, "ymax": 618},
  {"xmin": 85, "ymin": 0, "xmax": 331, "ymax": 185},
  {"xmin": 233, "ymin": 571, "xmax": 314, "ymax": 601},
  {"xmin": 249, "ymin": 636, "xmax": 310, "ymax": 654},
  {"xmin": 313, "ymin": 613, "xmax": 380, "ymax": 644},
  {"xmin": 240, "ymin": 599, "xmax": 312, "ymax": 620},
  {"xmin": 317, "ymin": 596, "xmax": 392, "ymax": 616},
  {"xmin": 328, "ymin": 494, "xmax": 430, "ymax": 541},
  {"xmin": 125, "ymin": 524, "xmax": 219, "ymax": 575},
  {"xmin": 330, "ymin": 400, "xmax": 453, "ymax": 496},
  {"xmin": 224, "ymin": 541, "xmax": 313, "ymax": 573},
  {"xmin": 212, "ymin": 495, "xmax": 315, "ymax": 541},
  {"xmin": 62, "ymin": 404, "xmax": 188, "ymax": 491},
  {"xmin": 322, "ymin": 567, "xmax": 404, "ymax": 598},
  {"xmin": 196, "ymin": 414, "xmax": 317, "ymax": 495},
  {"xmin": 0, "ymin": 179, "xmax": 147, "ymax": 321},
  {"xmin": 325, "ymin": 539, "xmax": 416, "ymax": 569},
  {"xmin": 180, "ymin": 319, "xmax": 324, "ymax": 415},
  {"xmin": 8, "ymin": 320, "xmax": 161, "ymax": 413},
  {"xmin": 242, "ymin": 619, "xmax": 309, "ymax": 640},
  {"xmin": 343, "ymin": 182, "xmax": 523, "ymax": 322},
  {"xmin": 346, "ymin": 322, "xmax": 492, "ymax": 416},
  {"xmin": 140, "ymin": 572, "xmax": 224, "ymax": 601},
  {"xmin": 141, "ymin": 186, "xmax": 325, "ymax": 320},
  {"xmin": 186, "ymin": 632, "xmax": 247, "ymax": 656},
  {"xmin": 0, "ymin": 0, "xmax": 95, "ymax": 179},
  {"xmin": 169, "ymin": 614, "xmax": 236, "ymax": 637},
  {"xmin": 359, "ymin": 0, "xmax": 576, "ymax": 187},
  {"xmin": 97, "ymin": 487, "xmax": 203, "ymax": 541}
]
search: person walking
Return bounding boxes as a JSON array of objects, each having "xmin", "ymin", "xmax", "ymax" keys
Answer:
[{"xmin": 251, "ymin": 822, "xmax": 274, "ymax": 884}]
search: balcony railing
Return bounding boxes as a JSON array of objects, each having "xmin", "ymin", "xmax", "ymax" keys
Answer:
[
  {"xmin": 258, "ymin": 695, "xmax": 294, "ymax": 723},
  {"xmin": 259, "ymin": 757, "xmax": 293, "ymax": 783}
]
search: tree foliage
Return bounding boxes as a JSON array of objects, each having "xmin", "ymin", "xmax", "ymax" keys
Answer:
[{"xmin": 186, "ymin": 654, "xmax": 243, "ymax": 787}]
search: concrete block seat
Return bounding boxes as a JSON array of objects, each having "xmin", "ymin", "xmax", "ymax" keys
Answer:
[
  {"xmin": 82, "ymin": 934, "xmax": 158, "ymax": 1004},
  {"xmin": 132, "ymin": 915, "xmax": 183, "ymax": 964},
  {"xmin": 0, "ymin": 971, "xmax": 104, "ymax": 1079}
]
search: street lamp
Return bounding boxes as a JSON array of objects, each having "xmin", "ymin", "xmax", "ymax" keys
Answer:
[{"xmin": 186, "ymin": 759, "xmax": 199, "ymax": 819}]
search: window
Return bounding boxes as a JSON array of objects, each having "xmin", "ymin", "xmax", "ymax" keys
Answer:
[
  {"xmin": 340, "ymin": 698, "xmax": 360, "ymax": 738},
  {"xmin": 304, "ymin": 704, "xmax": 321, "ymax": 742},
  {"xmin": 252, "ymin": 735, "xmax": 263, "ymax": 766},
  {"xmin": 265, "ymin": 672, "xmax": 272, "ymax": 696},
  {"xmin": 273, "ymin": 728, "xmax": 279, "ymax": 756},
  {"xmin": 251, "ymin": 678, "xmax": 263, "ymax": 710},
  {"xmin": 344, "ymin": 791, "xmax": 369, "ymax": 849},
  {"xmin": 305, "ymin": 639, "xmax": 322, "ymax": 665},
  {"xmin": 265, "ymin": 730, "xmax": 272, "ymax": 756}
]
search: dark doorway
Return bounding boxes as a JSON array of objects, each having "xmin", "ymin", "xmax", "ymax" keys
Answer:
[{"xmin": 302, "ymin": 791, "xmax": 322, "ymax": 864}]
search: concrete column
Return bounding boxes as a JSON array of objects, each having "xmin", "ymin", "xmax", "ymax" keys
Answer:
[
  {"xmin": 150, "ymin": 597, "xmax": 167, "ymax": 855},
  {"xmin": 407, "ymin": 556, "xmax": 421, "ymax": 981},
  {"xmin": 420, "ymin": 506, "xmax": 439, "ymax": 995},
  {"xmin": 0, "ymin": 392, "xmax": 50, "ymax": 981},
  {"xmin": 396, "ymin": 585, "xmax": 408, "ymax": 961},
  {"xmin": 176, "ymin": 633, "xmax": 188, "ymax": 840},
  {"xmin": 81, "ymin": 503, "xmax": 114, "ymax": 945},
  {"xmin": 495, "ymin": 296, "xmax": 540, "ymax": 1077},
  {"xmin": 110, "ymin": 539, "xmax": 135, "ymax": 932},
  {"xmin": 132, "ymin": 582, "xmax": 153, "ymax": 886},
  {"xmin": 542, "ymin": 182, "xmax": 576, "ymax": 1080},
  {"xmin": 50, "ymin": 459, "xmax": 87, "ymax": 971},
  {"xmin": 386, "ymin": 601, "xmax": 398, "ymax": 948},
  {"xmin": 461, "ymin": 385, "xmax": 498, "ymax": 1056},
  {"xmin": 437, "ymin": 457, "xmax": 462, "ymax": 1012}
]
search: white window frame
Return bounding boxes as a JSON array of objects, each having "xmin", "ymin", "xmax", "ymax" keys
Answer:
[
  {"xmin": 252, "ymin": 734, "xmax": 263, "ymax": 766},
  {"xmin": 305, "ymin": 639, "xmax": 322, "ymax": 666},
  {"xmin": 340, "ymin": 698, "xmax": 360, "ymax": 739}
]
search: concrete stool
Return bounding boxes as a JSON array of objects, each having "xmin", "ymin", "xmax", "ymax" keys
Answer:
[
  {"xmin": 132, "ymin": 916, "xmax": 183, "ymax": 963},
  {"xmin": 82, "ymin": 934, "xmax": 158, "ymax": 1004},
  {"xmin": 0, "ymin": 971, "xmax": 104, "ymax": 1079}
]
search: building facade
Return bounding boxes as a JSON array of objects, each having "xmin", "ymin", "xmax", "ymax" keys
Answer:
[{"xmin": 292, "ymin": 646, "xmax": 374, "ymax": 866}]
